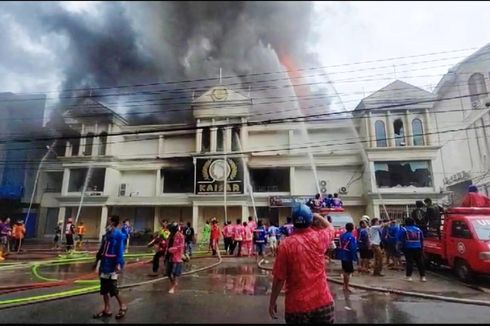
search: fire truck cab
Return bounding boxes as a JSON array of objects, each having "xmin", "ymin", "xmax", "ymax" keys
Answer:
[{"xmin": 424, "ymin": 207, "xmax": 490, "ymax": 281}]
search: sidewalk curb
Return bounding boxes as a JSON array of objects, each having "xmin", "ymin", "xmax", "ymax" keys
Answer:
[{"xmin": 257, "ymin": 259, "xmax": 490, "ymax": 307}]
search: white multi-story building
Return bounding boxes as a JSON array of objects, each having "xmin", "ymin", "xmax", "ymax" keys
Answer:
[{"xmin": 33, "ymin": 44, "xmax": 490, "ymax": 241}]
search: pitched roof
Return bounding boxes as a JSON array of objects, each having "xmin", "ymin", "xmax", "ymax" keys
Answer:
[
  {"xmin": 192, "ymin": 85, "xmax": 250, "ymax": 104},
  {"xmin": 63, "ymin": 97, "xmax": 128, "ymax": 125},
  {"xmin": 355, "ymin": 80, "xmax": 435, "ymax": 112}
]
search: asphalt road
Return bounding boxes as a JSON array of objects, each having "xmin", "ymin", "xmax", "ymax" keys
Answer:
[{"xmin": 0, "ymin": 258, "xmax": 489, "ymax": 324}]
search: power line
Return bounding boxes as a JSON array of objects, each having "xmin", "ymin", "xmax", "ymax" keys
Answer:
[{"xmin": 4, "ymin": 46, "xmax": 479, "ymax": 97}]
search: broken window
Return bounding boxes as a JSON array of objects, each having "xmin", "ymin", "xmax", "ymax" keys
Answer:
[
  {"xmin": 374, "ymin": 161, "xmax": 432, "ymax": 188},
  {"xmin": 393, "ymin": 119, "xmax": 405, "ymax": 146},
  {"xmin": 202, "ymin": 127, "xmax": 210, "ymax": 153},
  {"xmin": 162, "ymin": 166, "xmax": 194, "ymax": 193},
  {"xmin": 374, "ymin": 120, "xmax": 387, "ymax": 147},
  {"xmin": 412, "ymin": 118, "xmax": 424, "ymax": 146},
  {"xmin": 251, "ymin": 168, "xmax": 290, "ymax": 192},
  {"xmin": 84, "ymin": 133, "xmax": 95, "ymax": 156},
  {"xmin": 68, "ymin": 168, "xmax": 105, "ymax": 192},
  {"xmin": 217, "ymin": 128, "xmax": 224, "ymax": 152},
  {"xmin": 44, "ymin": 172, "xmax": 63, "ymax": 192}
]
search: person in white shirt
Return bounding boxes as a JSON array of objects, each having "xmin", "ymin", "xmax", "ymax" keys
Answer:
[{"xmin": 368, "ymin": 218, "xmax": 384, "ymax": 276}]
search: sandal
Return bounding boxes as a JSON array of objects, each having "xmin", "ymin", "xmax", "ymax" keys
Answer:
[
  {"xmin": 93, "ymin": 311, "xmax": 112, "ymax": 319},
  {"xmin": 115, "ymin": 307, "xmax": 128, "ymax": 320}
]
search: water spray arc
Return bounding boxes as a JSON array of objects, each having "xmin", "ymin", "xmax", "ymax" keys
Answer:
[
  {"xmin": 74, "ymin": 164, "xmax": 94, "ymax": 225},
  {"xmin": 234, "ymin": 132, "xmax": 257, "ymax": 222}
]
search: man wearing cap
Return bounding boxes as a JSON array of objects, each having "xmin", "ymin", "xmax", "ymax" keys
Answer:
[
  {"xmin": 269, "ymin": 204, "xmax": 335, "ymax": 324},
  {"xmin": 65, "ymin": 218, "xmax": 76, "ymax": 252}
]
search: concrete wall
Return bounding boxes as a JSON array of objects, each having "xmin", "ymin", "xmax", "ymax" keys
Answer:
[
  {"xmin": 163, "ymin": 134, "xmax": 195, "ymax": 155},
  {"xmin": 119, "ymin": 171, "xmax": 157, "ymax": 197}
]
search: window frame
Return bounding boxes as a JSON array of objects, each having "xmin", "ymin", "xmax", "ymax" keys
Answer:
[
  {"xmin": 374, "ymin": 120, "xmax": 387, "ymax": 147},
  {"xmin": 411, "ymin": 118, "xmax": 425, "ymax": 146}
]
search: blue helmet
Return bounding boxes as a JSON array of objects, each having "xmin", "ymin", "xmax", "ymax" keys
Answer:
[{"xmin": 292, "ymin": 203, "xmax": 313, "ymax": 228}]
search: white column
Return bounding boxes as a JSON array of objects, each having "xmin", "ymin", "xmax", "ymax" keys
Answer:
[
  {"xmin": 158, "ymin": 135, "xmax": 165, "ymax": 156},
  {"xmin": 290, "ymin": 167, "xmax": 296, "ymax": 195},
  {"xmin": 99, "ymin": 206, "xmax": 108, "ymax": 240},
  {"xmin": 154, "ymin": 207, "xmax": 160, "ymax": 232},
  {"xmin": 92, "ymin": 136, "xmax": 100, "ymax": 157},
  {"xmin": 155, "ymin": 169, "xmax": 161, "ymax": 196},
  {"xmin": 386, "ymin": 111, "xmax": 395, "ymax": 147},
  {"xmin": 424, "ymin": 109, "xmax": 433, "ymax": 146},
  {"xmin": 241, "ymin": 205, "xmax": 249, "ymax": 222},
  {"xmin": 57, "ymin": 207, "xmax": 66, "ymax": 224},
  {"xmin": 61, "ymin": 168, "xmax": 70, "ymax": 195},
  {"xmin": 106, "ymin": 124, "xmax": 113, "ymax": 156},
  {"xmin": 241, "ymin": 118, "xmax": 248, "ymax": 150},
  {"xmin": 196, "ymin": 129, "xmax": 203, "ymax": 153},
  {"xmin": 225, "ymin": 126, "xmax": 232, "ymax": 152},
  {"xmin": 210, "ymin": 127, "xmax": 218, "ymax": 152},
  {"xmin": 65, "ymin": 141, "xmax": 72, "ymax": 157},
  {"xmin": 367, "ymin": 112, "xmax": 374, "ymax": 148},
  {"xmin": 79, "ymin": 124, "xmax": 86, "ymax": 156},
  {"xmin": 192, "ymin": 205, "xmax": 199, "ymax": 234},
  {"xmin": 405, "ymin": 110, "xmax": 413, "ymax": 146}
]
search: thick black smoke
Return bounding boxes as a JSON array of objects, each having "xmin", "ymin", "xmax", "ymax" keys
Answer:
[{"xmin": 0, "ymin": 1, "xmax": 332, "ymax": 125}]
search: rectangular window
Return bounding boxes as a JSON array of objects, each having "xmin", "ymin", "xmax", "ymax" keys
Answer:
[
  {"xmin": 250, "ymin": 168, "xmax": 290, "ymax": 192},
  {"xmin": 451, "ymin": 220, "xmax": 472, "ymax": 239},
  {"xmin": 68, "ymin": 168, "xmax": 105, "ymax": 192},
  {"xmin": 163, "ymin": 167, "xmax": 194, "ymax": 193},
  {"xmin": 374, "ymin": 161, "xmax": 432, "ymax": 188},
  {"xmin": 44, "ymin": 172, "xmax": 63, "ymax": 192}
]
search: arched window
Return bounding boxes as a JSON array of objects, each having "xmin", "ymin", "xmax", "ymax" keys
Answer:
[
  {"xmin": 412, "ymin": 118, "xmax": 424, "ymax": 146},
  {"xmin": 468, "ymin": 73, "xmax": 487, "ymax": 108},
  {"xmin": 98, "ymin": 132, "xmax": 107, "ymax": 156},
  {"xmin": 393, "ymin": 119, "xmax": 405, "ymax": 146},
  {"xmin": 84, "ymin": 133, "xmax": 94, "ymax": 156},
  {"xmin": 374, "ymin": 120, "xmax": 387, "ymax": 147}
]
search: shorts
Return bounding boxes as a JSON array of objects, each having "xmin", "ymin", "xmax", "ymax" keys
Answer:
[
  {"xmin": 166, "ymin": 261, "xmax": 183, "ymax": 278},
  {"xmin": 100, "ymin": 278, "xmax": 118, "ymax": 297},
  {"xmin": 359, "ymin": 248, "xmax": 373, "ymax": 259},
  {"xmin": 268, "ymin": 236, "xmax": 277, "ymax": 247},
  {"xmin": 0, "ymin": 236, "xmax": 7, "ymax": 246},
  {"xmin": 341, "ymin": 260, "xmax": 354, "ymax": 274},
  {"xmin": 285, "ymin": 303, "xmax": 335, "ymax": 324}
]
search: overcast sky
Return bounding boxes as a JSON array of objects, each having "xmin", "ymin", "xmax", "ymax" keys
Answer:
[
  {"xmin": 312, "ymin": 1, "xmax": 490, "ymax": 108},
  {"xmin": 1, "ymin": 1, "xmax": 489, "ymax": 116}
]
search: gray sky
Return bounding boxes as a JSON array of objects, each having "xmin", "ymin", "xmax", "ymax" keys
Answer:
[
  {"xmin": 1, "ymin": 1, "xmax": 489, "ymax": 117},
  {"xmin": 312, "ymin": 1, "xmax": 490, "ymax": 108}
]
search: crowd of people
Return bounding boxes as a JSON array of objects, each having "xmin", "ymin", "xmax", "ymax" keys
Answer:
[{"xmin": 0, "ymin": 218, "xmax": 26, "ymax": 260}]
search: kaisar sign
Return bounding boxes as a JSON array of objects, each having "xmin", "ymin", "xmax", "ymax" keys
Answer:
[{"xmin": 195, "ymin": 158, "xmax": 243, "ymax": 194}]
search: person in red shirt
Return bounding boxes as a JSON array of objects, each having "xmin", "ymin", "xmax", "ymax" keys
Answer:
[
  {"xmin": 210, "ymin": 220, "xmax": 221, "ymax": 256},
  {"xmin": 461, "ymin": 185, "xmax": 490, "ymax": 207},
  {"xmin": 269, "ymin": 204, "xmax": 335, "ymax": 324}
]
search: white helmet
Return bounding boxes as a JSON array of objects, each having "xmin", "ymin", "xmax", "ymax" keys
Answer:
[{"xmin": 361, "ymin": 215, "xmax": 370, "ymax": 223}]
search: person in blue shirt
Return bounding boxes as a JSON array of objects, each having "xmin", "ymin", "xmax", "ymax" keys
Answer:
[
  {"xmin": 121, "ymin": 219, "xmax": 132, "ymax": 254},
  {"xmin": 253, "ymin": 220, "xmax": 267, "ymax": 259},
  {"xmin": 384, "ymin": 219, "xmax": 402, "ymax": 270},
  {"xmin": 280, "ymin": 217, "xmax": 295, "ymax": 241},
  {"xmin": 357, "ymin": 219, "xmax": 372, "ymax": 273},
  {"xmin": 397, "ymin": 217, "xmax": 426, "ymax": 282},
  {"xmin": 339, "ymin": 223, "xmax": 358, "ymax": 292},
  {"xmin": 93, "ymin": 215, "xmax": 127, "ymax": 320},
  {"xmin": 267, "ymin": 223, "xmax": 280, "ymax": 256}
]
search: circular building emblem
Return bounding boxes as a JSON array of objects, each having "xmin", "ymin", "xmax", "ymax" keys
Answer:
[
  {"xmin": 211, "ymin": 87, "xmax": 228, "ymax": 101},
  {"xmin": 457, "ymin": 242, "xmax": 466, "ymax": 255},
  {"xmin": 209, "ymin": 159, "xmax": 230, "ymax": 181}
]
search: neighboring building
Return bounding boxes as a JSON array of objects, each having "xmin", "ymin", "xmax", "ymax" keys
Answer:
[
  {"xmin": 0, "ymin": 92, "xmax": 50, "ymax": 237},
  {"xmin": 353, "ymin": 80, "xmax": 448, "ymax": 220},
  {"xmin": 432, "ymin": 43, "xmax": 490, "ymax": 204}
]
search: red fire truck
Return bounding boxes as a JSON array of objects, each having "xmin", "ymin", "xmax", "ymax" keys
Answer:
[{"xmin": 423, "ymin": 207, "xmax": 490, "ymax": 281}]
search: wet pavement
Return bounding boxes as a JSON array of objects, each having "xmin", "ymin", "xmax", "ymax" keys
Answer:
[{"xmin": 1, "ymin": 258, "xmax": 490, "ymax": 323}]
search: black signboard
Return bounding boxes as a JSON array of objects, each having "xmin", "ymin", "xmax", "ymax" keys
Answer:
[{"xmin": 195, "ymin": 158, "xmax": 244, "ymax": 194}]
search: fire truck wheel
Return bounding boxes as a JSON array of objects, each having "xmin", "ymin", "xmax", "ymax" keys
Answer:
[{"xmin": 454, "ymin": 258, "xmax": 473, "ymax": 282}]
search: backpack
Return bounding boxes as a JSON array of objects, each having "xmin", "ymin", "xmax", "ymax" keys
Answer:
[{"xmin": 185, "ymin": 227, "xmax": 192, "ymax": 237}]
